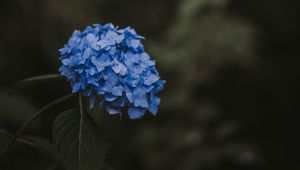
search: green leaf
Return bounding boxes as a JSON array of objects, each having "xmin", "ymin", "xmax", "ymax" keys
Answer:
[
  {"xmin": 11, "ymin": 93, "xmax": 75, "ymax": 146},
  {"xmin": 0, "ymin": 129, "xmax": 13, "ymax": 157},
  {"xmin": 17, "ymin": 136, "xmax": 61, "ymax": 162},
  {"xmin": 101, "ymin": 164, "xmax": 114, "ymax": 170},
  {"xmin": 1, "ymin": 94, "xmax": 74, "ymax": 157},
  {"xmin": 46, "ymin": 162, "xmax": 60, "ymax": 170},
  {"xmin": 9, "ymin": 74, "xmax": 64, "ymax": 96},
  {"xmin": 18, "ymin": 74, "xmax": 64, "ymax": 85},
  {"xmin": 0, "ymin": 130, "xmax": 62, "ymax": 163},
  {"xmin": 53, "ymin": 109, "xmax": 106, "ymax": 170}
]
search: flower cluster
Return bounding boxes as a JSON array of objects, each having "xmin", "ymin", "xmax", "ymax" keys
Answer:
[{"xmin": 59, "ymin": 23, "xmax": 165, "ymax": 119}]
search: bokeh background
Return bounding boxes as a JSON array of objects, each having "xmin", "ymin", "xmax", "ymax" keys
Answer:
[{"xmin": 1, "ymin": 0, "xmax": 300, "ymax": 170}]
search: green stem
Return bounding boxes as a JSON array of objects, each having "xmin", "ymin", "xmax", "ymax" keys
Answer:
[
  {"xmin": 10, "ymin": 93, "xmax": 75, "ymax": 148},
  {"xmin": 78, "ymin": 92, "xmax": 84, "ymax": 169}
]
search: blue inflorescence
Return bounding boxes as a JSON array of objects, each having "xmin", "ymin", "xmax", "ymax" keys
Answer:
[{"xmin": 59, "ymin": 23, "xmax": 165, "ymax": 119}]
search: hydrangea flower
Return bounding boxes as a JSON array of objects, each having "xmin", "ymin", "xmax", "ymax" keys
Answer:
[{"xmin": 59, "ymin": 23, "xmax": 166, "ymax": 119}]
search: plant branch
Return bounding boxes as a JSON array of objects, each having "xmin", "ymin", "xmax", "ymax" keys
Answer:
[
  {"xmin": 78, "ymin": 92, "xmax": 84, "ymax": 169},
  {"xmin": 10, "ymin": 93, "xmax": 75, "ymax": 148}
]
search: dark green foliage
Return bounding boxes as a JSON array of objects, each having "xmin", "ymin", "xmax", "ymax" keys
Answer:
[
  {"xmin": 102, "ymin": 164, "xmax": 114, "ymax": 170},
  {"xmin": 17, "ymin": 136, "xmax": 60, "ymax": 162},
  {"xmin": 0, "ymin": 129, "xmax": 60, "ymax": 163},
  {"xmin": 11, "ymin": 93, "xmax": 75, "ymax": 147},
  {"xmin": 17, "ymin": 74, "xmax": 64, "ymax": 85},
  {"xmin": 53, "ymin": 109, "xmax": 106, "ymax": 170},
  {"xmin": 0, "ymin": 130, "xmax": 12, "ymax": 157},
  {"xmin": 9, "ymin": 74, "xmax": 64, "ymax": 96}
]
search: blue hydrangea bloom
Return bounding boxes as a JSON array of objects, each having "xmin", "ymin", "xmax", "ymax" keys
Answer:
[{"xmin": 59, "ymin": 23, "xmax": 166, "ymax": 119}]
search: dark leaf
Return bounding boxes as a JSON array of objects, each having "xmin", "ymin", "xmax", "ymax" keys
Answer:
[
  {"xmin": 101, "ymin": 163, "xmax": 114, "ymax": 170},
  {"xmin": 8, "ymin": 74, "xmax": 65, "ymax": 96},
  {"xmin": 46, "ymin": 162, "xmax": 61, "ymax": 170},
  {"xmin": 1, "ymin": 129, "xmax": 61, "ymax": 161},
  {"xmin": 18, "ymin": 74, "xmax": 64, "ymax": 85},
  {"xmin": 0, "ymin": 129, "xmax": 13, "ymax": 157},
  {"xmin": 11, "ymin": 93, "xmax": 75, "ymax": 146},
  {"xmin": 53, "ymin": 109, "xmax": 106, "ymax": 170},
  {"xmin": 17, "ymin": 136, "xmax": 61, "ymax": 162}
]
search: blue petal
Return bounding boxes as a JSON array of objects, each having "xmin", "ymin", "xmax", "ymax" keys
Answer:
[
  {"xmin": 106, "ymin": 106, "xmax": 120, "ymax": 115},
  {"xmin": 149, "ymin": 94, "xmax": 160, "ymax": 115},
  {"xmin": 89, "ymin": 95, "xmax": 96, "ymax": 109},
  {"xmin": 96, "ymin": 86, "xmax": 106, "ymax": 94},
  {"xmin": 59, "ymin": 46, "xmax": 70, "ymax": 55},
  {"xmin": 125, "ymin": 73, "xmax": 140, "ymax": 87},
  {"xmin": 102, "ymin": 82, "xmax": 113, "ymax": 92},
  {"xmin": 128, "ymin": 107, "xmax": 145, "ymax": 119},
  {"xmin": 69, "ymin": 55, "xmax": 82, "ymax": 66},
  {"xmin": 134, "ymin": 98, "xmax": 149, "ymax": 108},
  {"xmin": 82, "ymin": 48, "xmax": 92, "ymax": 63},
  {"xmin": 108, "ymin": 46, "xmax": 117, "ymax": 56},
  {"xmin": 125, "ymin": 91, "xmax": 133, "ymax": 103},
  {"xmin": 106, "ymin": 30, "xmax": 124, "ymax": 44},
  {"xmin": 87, "ymin": 67, "xmax": 97, "ymax": 76},
  {"xmin": 152, "ymin": 96, "xmax": 161, "ymax": 106},
  {"xmin": 86, "ymin": 33, "xmax": 98, "ymax": 43},
  {"xmin": 126, "ymin": 39, "xmax": 140, "ymax": 49},
  {"xmin": 144, "ymin": 73, "xmax": 159, "ymax": 86},
  {"xmin": 83, "ymin": 88, "xmax": 93, "ymax": 96},
  {"xmin": 106, "ymin": 72, "xmax": 119, "ymax": 86},
  {"xmin": 124, "ymin": 51, "xmax": 139, "ymax": 65},
  {"xmin": 74, "ymin": 65, "xmax": 85, "ymax": 74},
  {"xmin": 99, "ymin": 54, "xmax": 113, "ymax": 66},
  {"xmin": 112, "ymin": 86, "xmax": 123, "ymax": 96},
  {"xmin": 112, "ymin": 59, "xmax": 127, "ymax": 75},
  {"xmin": 140, "ymin": 52, "xmax": 150, "ymax": 61},
  {"xmin": 133, "ymin": 88, "xmax": 149, "ymax": 108},
  {"xmin": 133, "ymin": 87, "xmax": 147, "ymax": 99},
  {"xmin": 97, "ymin": 39, "xmax": 112, "ymax": 49},
  {"xmin": 72, "ymin": 82, "xmax": 81, "ymax": 93},
  {"xmin": 132, "ymin": 64, "xmax": 144, "ymax": 74},
  {"xmin": 105, "ymin": 95, "xmax": 118, "ymax": 102},
  {"xmin": 112, "ymin": 97, "xmax": 125, "ymax": 107},
  {"xmin": 149, "ymin": 104, "xmax": 158, "ymax": 115},
  {"xmin": 62, "ymin": 59, "xmax": 71, "ymax": 66},
  {"xmin": 153, "ymin": 80, "xmax": 166, "ymax": 93},
  {"xmin": 87, "ymin": 76, "xmax": 99, "ymax": 86},
  {"xmin": 144, "ymin": 85, "xmax": 154, "ymax": 92},
  {"xmin": 59, "ymin": 66, "xmax": 74, "ymax": 79},
  {"xmin": 91, "ymin": 56, "xmax": 105, "ymax": 72}
]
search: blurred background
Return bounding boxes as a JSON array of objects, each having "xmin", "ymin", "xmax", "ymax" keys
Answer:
[{"xmin": 0, "ymin": 0, "xmax": 300, "ymax": 169}]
